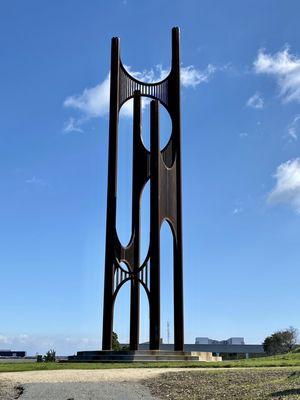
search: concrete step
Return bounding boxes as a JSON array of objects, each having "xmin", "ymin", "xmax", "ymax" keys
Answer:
[
  {"xmin": 66, "ymin": 350, "xmax": 222, "ymax": 363},
  {"xmin": 67, "ymin": 359, "xmax": 200, "ymax": 362},
  {"xmin": 76, "ymin": 350, "xmax": 193, "ymax": 356},
  {"xmin": 69, "ymin": 355, "xmax": 200, "ymax": 361}
]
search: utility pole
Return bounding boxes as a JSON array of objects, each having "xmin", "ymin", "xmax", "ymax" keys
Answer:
[{"xmin": 167, "ymin": 321, "xmax": 170, "ymax": 345}]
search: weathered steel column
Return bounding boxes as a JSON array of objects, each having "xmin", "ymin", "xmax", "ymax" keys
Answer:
[
  {"xmin": 171, "ymin": 27, "xmax": 184, "ymax": 351},
  {"xmin": 149, "ymin": 100, "xmax": 160, "ymax": 350},
  {"xmin": 102, "ymin": 37, "xmax": 120, "ymax": 350},
  {"xmin": 129, "ymin": 92, "xmax": 142, "ymax": 350}
]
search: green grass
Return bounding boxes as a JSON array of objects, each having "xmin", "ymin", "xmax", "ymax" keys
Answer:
[{"xmin": 2, "ymin": 351, "xmax": 300, "ymax": 373}]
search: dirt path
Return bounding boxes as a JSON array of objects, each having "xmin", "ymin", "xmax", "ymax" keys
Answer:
[
  {"xmin": 0, "ymin": 367, "xmax": 194, "ymax": 383},
  {"xmin": 0, "ymin": 368, "xmax": 189, "ymax": 400}
]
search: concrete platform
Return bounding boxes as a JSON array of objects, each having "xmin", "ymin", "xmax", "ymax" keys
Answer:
[{"xmin": 67, "ymin": 350, "xmax": 222, "ymax": 363}]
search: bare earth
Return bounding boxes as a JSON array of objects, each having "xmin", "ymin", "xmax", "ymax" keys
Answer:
[
  {"xmin": 0, "ymin": 380, "xmax": 23, "ymax": 400},
  {"xmin": 0, "ymin": 367, "xmax": 187, "ymax": 383},
  {"xmin": 0, "ymin": 368, "xmax": 180, "ymax": 400}
]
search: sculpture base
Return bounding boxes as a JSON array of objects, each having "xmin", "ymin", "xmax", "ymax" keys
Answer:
[{"xmin": 66, "ymin": 350, "xmax": 222, "ymax": 363}]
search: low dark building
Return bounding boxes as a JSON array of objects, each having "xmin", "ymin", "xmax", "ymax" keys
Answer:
[{"xmin": 0, "ymin": 350, "xmax": 26, "ymax": 358}]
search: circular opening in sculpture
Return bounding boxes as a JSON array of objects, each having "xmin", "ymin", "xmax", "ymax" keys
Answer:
[{"xmin": 140, "ymin": 99, "xmax": 173, "ymax": 152}]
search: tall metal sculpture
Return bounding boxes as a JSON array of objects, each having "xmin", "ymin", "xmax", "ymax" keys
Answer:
[{"xmin": 102, "ymin": 27, "xmax": 184, "ymax": 351}]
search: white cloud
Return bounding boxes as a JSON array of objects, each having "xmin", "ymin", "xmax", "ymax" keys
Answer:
[
  {"xmin": 180, "ymin": 64, "xmax": 216, "ymax": 88},
  {"xmin": 126, "ymin": 64, "xmax": 169, "ymax": 83},
  {"xmin": 232, "ymin": 207, "xmax": 243, "ymax": 215},
  {"xmin": 268, "ymin": 158, "xmax": 300, "ymax": 214},
  {"xmin": 63, "ymin": 64, "xmax": 215, "ymax": 129},
  {"xmin": 254, "ymin": 47, "xmax": 300, "ymax": 103},
  {"xmin": 0, "ymin": 334, "xmax": 9, "ymax": 344},
  {"xmin": 63, "ymin": 117, "xmax": 83, "ymax": 133},
  {"xmin": 287, "ymin": 114, "xmax": 300, "ymax": 141},
  {"xmin": 63, "ymin": 67, "xmax": 154, "ymax": 124},
  {"xmin": 64, "ymin": 73, "xmax": 111, "ymax": 118},
  {"xmin": 26, "ymin": 176, "xmax": 46, "ymax": 186},
  {"xmin": 246, "ymin": 92, "xmax": 264, "ymax": 109},
  {"xmin": 239, "ymin": 132, "xmax": 248, "ymax": 138}
]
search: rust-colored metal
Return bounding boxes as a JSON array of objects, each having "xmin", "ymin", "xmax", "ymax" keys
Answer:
[{"xmin": 102, "ymin": 27, "xmax": 184, "ymax": 351}]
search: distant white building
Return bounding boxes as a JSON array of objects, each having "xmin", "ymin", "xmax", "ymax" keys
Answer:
[
  {"xmin": 137, "ymin": 337, "xmax": 264, "ymax": 359},
  {"xmin": 195, "ymin": 337, "xmax": 245, "ymax": 345}
]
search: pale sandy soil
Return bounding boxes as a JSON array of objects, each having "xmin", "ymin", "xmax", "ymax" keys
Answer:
[{"xmin": 0, "ymin": 367, "xmax": 198, "ymax": 384}]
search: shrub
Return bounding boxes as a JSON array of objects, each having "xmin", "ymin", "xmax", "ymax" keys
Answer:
[
  {"xmin": 293, "ymin": 345, "xmax": 300, "ymax": 353},
  {"xmin": 43, "ymin": 349, "xmax": 56, "ymax": 362},
  {"xmin": 112, "ymin": 332, "xmax": 121, "ymax": 351},
  {"xmin": 263, "ymin": 327, "xmax": 298, "ymax": 355}
]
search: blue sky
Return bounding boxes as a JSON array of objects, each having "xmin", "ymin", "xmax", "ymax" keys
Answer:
[{"xmin": 1, "ymin": 0, "xmax": 300, "ymax": 355}]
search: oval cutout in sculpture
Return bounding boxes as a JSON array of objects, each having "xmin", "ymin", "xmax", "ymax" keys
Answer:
[
  {"xmin": 113, "ymin": 278, "xmax": 130, "ymax": 346},
  {"xmin": 139, "ymin": 284, "xmax": 149, "ymax": 344},
  {"xmin": 140, "ymin": 180, "xmax": 150, "ymax": 268},
  {"xmin": 160, "ymin": 221, "xmax": 174, "ymax": 345},
  {"xmin": 159, "ymin": 104, "xmax": 173, "ymax": 150},
  {"xmin": 140, "ymin": 98, "xmax": 151, "ymax": 150},
  {"xmin": 118, "ymin": 261, "xmax": 131, "ymax": 274},
  {"xmin": 140, "ymin": 100, "xmax": 172, "ymax": 151},
  {"xmin": 116, "ymin": 101, "xmax": 133, "ymax": 247}
]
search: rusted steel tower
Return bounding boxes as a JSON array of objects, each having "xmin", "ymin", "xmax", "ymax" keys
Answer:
[{"xmin": 102, "ymin": 27, "xmax": 184, "ymax": 351}]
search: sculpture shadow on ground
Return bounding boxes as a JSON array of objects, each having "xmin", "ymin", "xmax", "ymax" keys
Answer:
[{"xmin": 270, "ymin": 388, "xmax": 300, "ymax": 397}]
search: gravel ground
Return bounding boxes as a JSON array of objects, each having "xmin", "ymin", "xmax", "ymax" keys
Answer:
[
  {"xmin": 0, "ymin": 380, "xmax": 23, "ymax": 400},
  {"xmin": 0, "ymin": 368, "xmax": 177, "ymax": 400},
  {"xmin": 3, "ymin": 367, "xmax": 300, "ymax": 400},
  {"xmin": 144, "ymin": 368, "xmax": 300, "ymax": 400},
  {"xmin": 19, "ymin": 382, "xmax": 154, "ymax": 400}
]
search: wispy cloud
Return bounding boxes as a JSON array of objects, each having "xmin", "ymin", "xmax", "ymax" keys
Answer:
[
  {"xmin": 0, "ymin": 334, "xmax": 10, "ymax": 344},
  {"xmin": 62, "ymin": 66, "xmax": 158, "ymax": 130},
  {"xmin": 26, "ymin": 176, "xmax": 46, "ymax": 186},
  {"xmin": 287, "ymin": 114, "xmax": 300, "ymax": 141},
  {"xmin": 181, "ymin": 64, "xmax": 216, "ymax": 87},
  {"xmin": 63, "ymin": 117, "xmax": 83, "ymax": 133},
  {"xmin": 246, "ymin": 92, "xmax": 264, "ymax": 109},
  {"xmin": 268, "ymin": 158, "xmax": 300, "ymax": 214},
  {"xmin": 232, "ymin": 207, "xmax": 243, "ymax": 215},
  {"xmin": 64, "ymin": 74, "xmax": 111, "ymax": 119},
  {"xmin": 232, "ymin": 199, "xmax": 244, "ymax": 214},
  {"xmin": 239, "ymin": 132, "xmax": 248, "ymax": 138},
  {"xmin": 254, "ymin": 46, "xmax": 300, "ymax": 103},
  {"xmin": 63, "ymin": 64, "xmax": 216, "ymax": 132}
]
